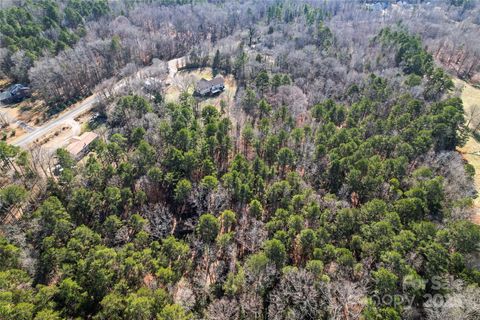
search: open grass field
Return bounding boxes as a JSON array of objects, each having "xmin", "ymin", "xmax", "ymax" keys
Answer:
[{"xmin": 455, "ymin": 78, "xmax": 480, "ymax": 224}]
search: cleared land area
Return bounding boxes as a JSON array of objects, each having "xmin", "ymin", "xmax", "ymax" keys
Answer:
[
  {"xmin": 455, "ymin": 78, "xmax": 480, "ymax": 224},
  {"xmin": 165, "ymin": 67, "xmax": 237, "ymax": 107}
]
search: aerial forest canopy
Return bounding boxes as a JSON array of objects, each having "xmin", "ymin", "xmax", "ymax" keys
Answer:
[
  {"xmin": 0, "ymin": 0, "xmax": 109, "ymax": 83},
  {"xmin": 1, "ymin": 0, "xmax": 480, "ymax": 320}
]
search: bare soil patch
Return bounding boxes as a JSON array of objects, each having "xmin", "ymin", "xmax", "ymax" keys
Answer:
[{"xmin": 36, "ymin": 125, "xmax": 71, "ymax": 147}]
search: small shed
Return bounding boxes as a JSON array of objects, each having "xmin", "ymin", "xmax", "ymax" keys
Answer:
[{"xmin": 65, "ymin": 132, "xmax": 98, "ymax": 159}]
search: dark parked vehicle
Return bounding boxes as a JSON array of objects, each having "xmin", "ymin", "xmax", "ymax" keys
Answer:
[
  {"xmin": 0, "ymin": 84, "xmax": 31, "ymax": 104},
  {"xmin": 194, "ymin": 76, "xmax": 225, "ymax": 96}
]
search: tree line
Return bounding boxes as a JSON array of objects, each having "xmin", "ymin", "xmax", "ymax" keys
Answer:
[{"xmin": 1, "ymin": 1, "xmax": 480, "ymax": 319}]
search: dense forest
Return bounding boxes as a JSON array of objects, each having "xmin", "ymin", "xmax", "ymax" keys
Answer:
[{"xmin": 1, "ymin": 0, "xmax": 480, "ymax": 319}]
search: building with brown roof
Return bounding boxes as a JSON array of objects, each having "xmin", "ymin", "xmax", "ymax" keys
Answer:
[{"xmin": 65, "ymin": 132, "xmax": 98, "ymax": 159}]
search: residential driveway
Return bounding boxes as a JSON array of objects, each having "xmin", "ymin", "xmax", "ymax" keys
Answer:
[
  {"xmin": 1, "ymin": 105, "xmax": 36, "ymax": 135},
  {"xmin": 9, "ymin": 56, "xmax": 185, "ymax": 150},
  {"xmin": 10, "ymin": 94, "xmax": 99, "ymax": 148}
]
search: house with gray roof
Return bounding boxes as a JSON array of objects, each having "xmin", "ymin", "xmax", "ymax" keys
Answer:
[
  {"xmin": 0, "ymin": 84, "xmax": 31, "ymax": 104},
  {"xmin": 195, "ymin": 76, "xmax": 225, "ymax": 96}
]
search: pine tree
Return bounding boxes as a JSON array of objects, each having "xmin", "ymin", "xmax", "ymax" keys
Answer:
[{"xmin": 212, "ymin": 49, "xmax": 221, "ymax": 76}]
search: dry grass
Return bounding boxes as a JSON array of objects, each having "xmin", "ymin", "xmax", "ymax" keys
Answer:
[
  {"xmin": 1, "ymin": 107, "xmax": 25, "ymax": 142},
  {"xmin": 1, "ymin": 98, "xmax": 64, "ymax": 144},
  {"xmin": 455, "ymin": 79, "xmax": 480, "ymax": 116},
  {"xmin": 1, "ymin": 126, "xmax": 26, "ymax": 143},
  {"xmin": 165, "ymin": 67, "xmax": 214, "ymax": 102},
  {"xmin": 164, "ymin": 66, "xmax": 238, "ymax": 116},
  {"xmin": 37, "ymin": 125, "xmax": 70, "ymax": 146},
  {"xmin": 0, "ymin": 78, "xmax": 11, "ymax": 90},
  {"xmin": 455, "ymin": 78, "xmax": 480, "ymax": 224},
  {"xmin": 198, "ymin": 73, "xmax": 237, "ymax": 109}
]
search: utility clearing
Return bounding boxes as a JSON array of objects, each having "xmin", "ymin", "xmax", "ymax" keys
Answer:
[{"xmin": 455, "ymin": 78, "xmax": 480, "ymax": 224}]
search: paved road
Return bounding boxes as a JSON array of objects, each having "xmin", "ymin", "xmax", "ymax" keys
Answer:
[
  {"xmin": 10, "ymin": 94, "xmax": 98, "ymax": 148},
  {"xmin": 8, "ymin": 56, "xmax": 183, "ymax": 150}
]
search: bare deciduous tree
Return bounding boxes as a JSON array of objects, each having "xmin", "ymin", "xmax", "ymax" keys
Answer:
[
  {"xmin": 328, "ymin": 280, "xmax": 367, "ymax": 320},
  {"xmin": 425, "ymin": 286, "xmax": 480, "ymax": 320},
  {"xmin": 268, "ymin": 269, "xmax": 330, "ymax": 320},
  {"xmin": 206, "ymin": 298, "xmax": 239, "ymax": 320}
]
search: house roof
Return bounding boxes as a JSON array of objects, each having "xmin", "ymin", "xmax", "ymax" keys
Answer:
[
  {"xmin": 196, "ymin": 76, "xmax": 224, "ymax": 91},
  {"xmin": 0, "ymin": 84, "xmax": 30, "ymax": 102},
  {"xmin": 8, "ymin": 84, "xmax": 29, "ymax": 94},
  {"xmin": 0, "ymin": 91, "xmax": 12, "ymax": 102},
  {"xmin": 66, "ymin": 132, "xmax": 98, "ymax": 157}
]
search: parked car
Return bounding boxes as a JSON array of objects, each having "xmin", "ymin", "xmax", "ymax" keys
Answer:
[{"xmin": 194, "ymin": 76, "xmax": 225, "ymax": 96}]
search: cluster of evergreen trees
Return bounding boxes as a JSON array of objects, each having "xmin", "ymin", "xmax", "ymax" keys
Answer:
[
  {"xmin": 2, "ymin": 59, "xmax": 479, "ymax": 319},
  {"xmin": 0, "ymin": 2, "xmax": 479, "ymax": 320},
  {"xmin": 377, "ymin": 27, "xmax": 454, "ymax": 100}
]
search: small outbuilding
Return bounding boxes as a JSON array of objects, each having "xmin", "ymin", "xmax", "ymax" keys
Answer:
[
  {"xmin": 65, "ymin": 132, "xmax": 98, "ymax": 159},
  {"xmin": 195, "ymin": 76, "xmax": 225, "ymax": 96}
]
